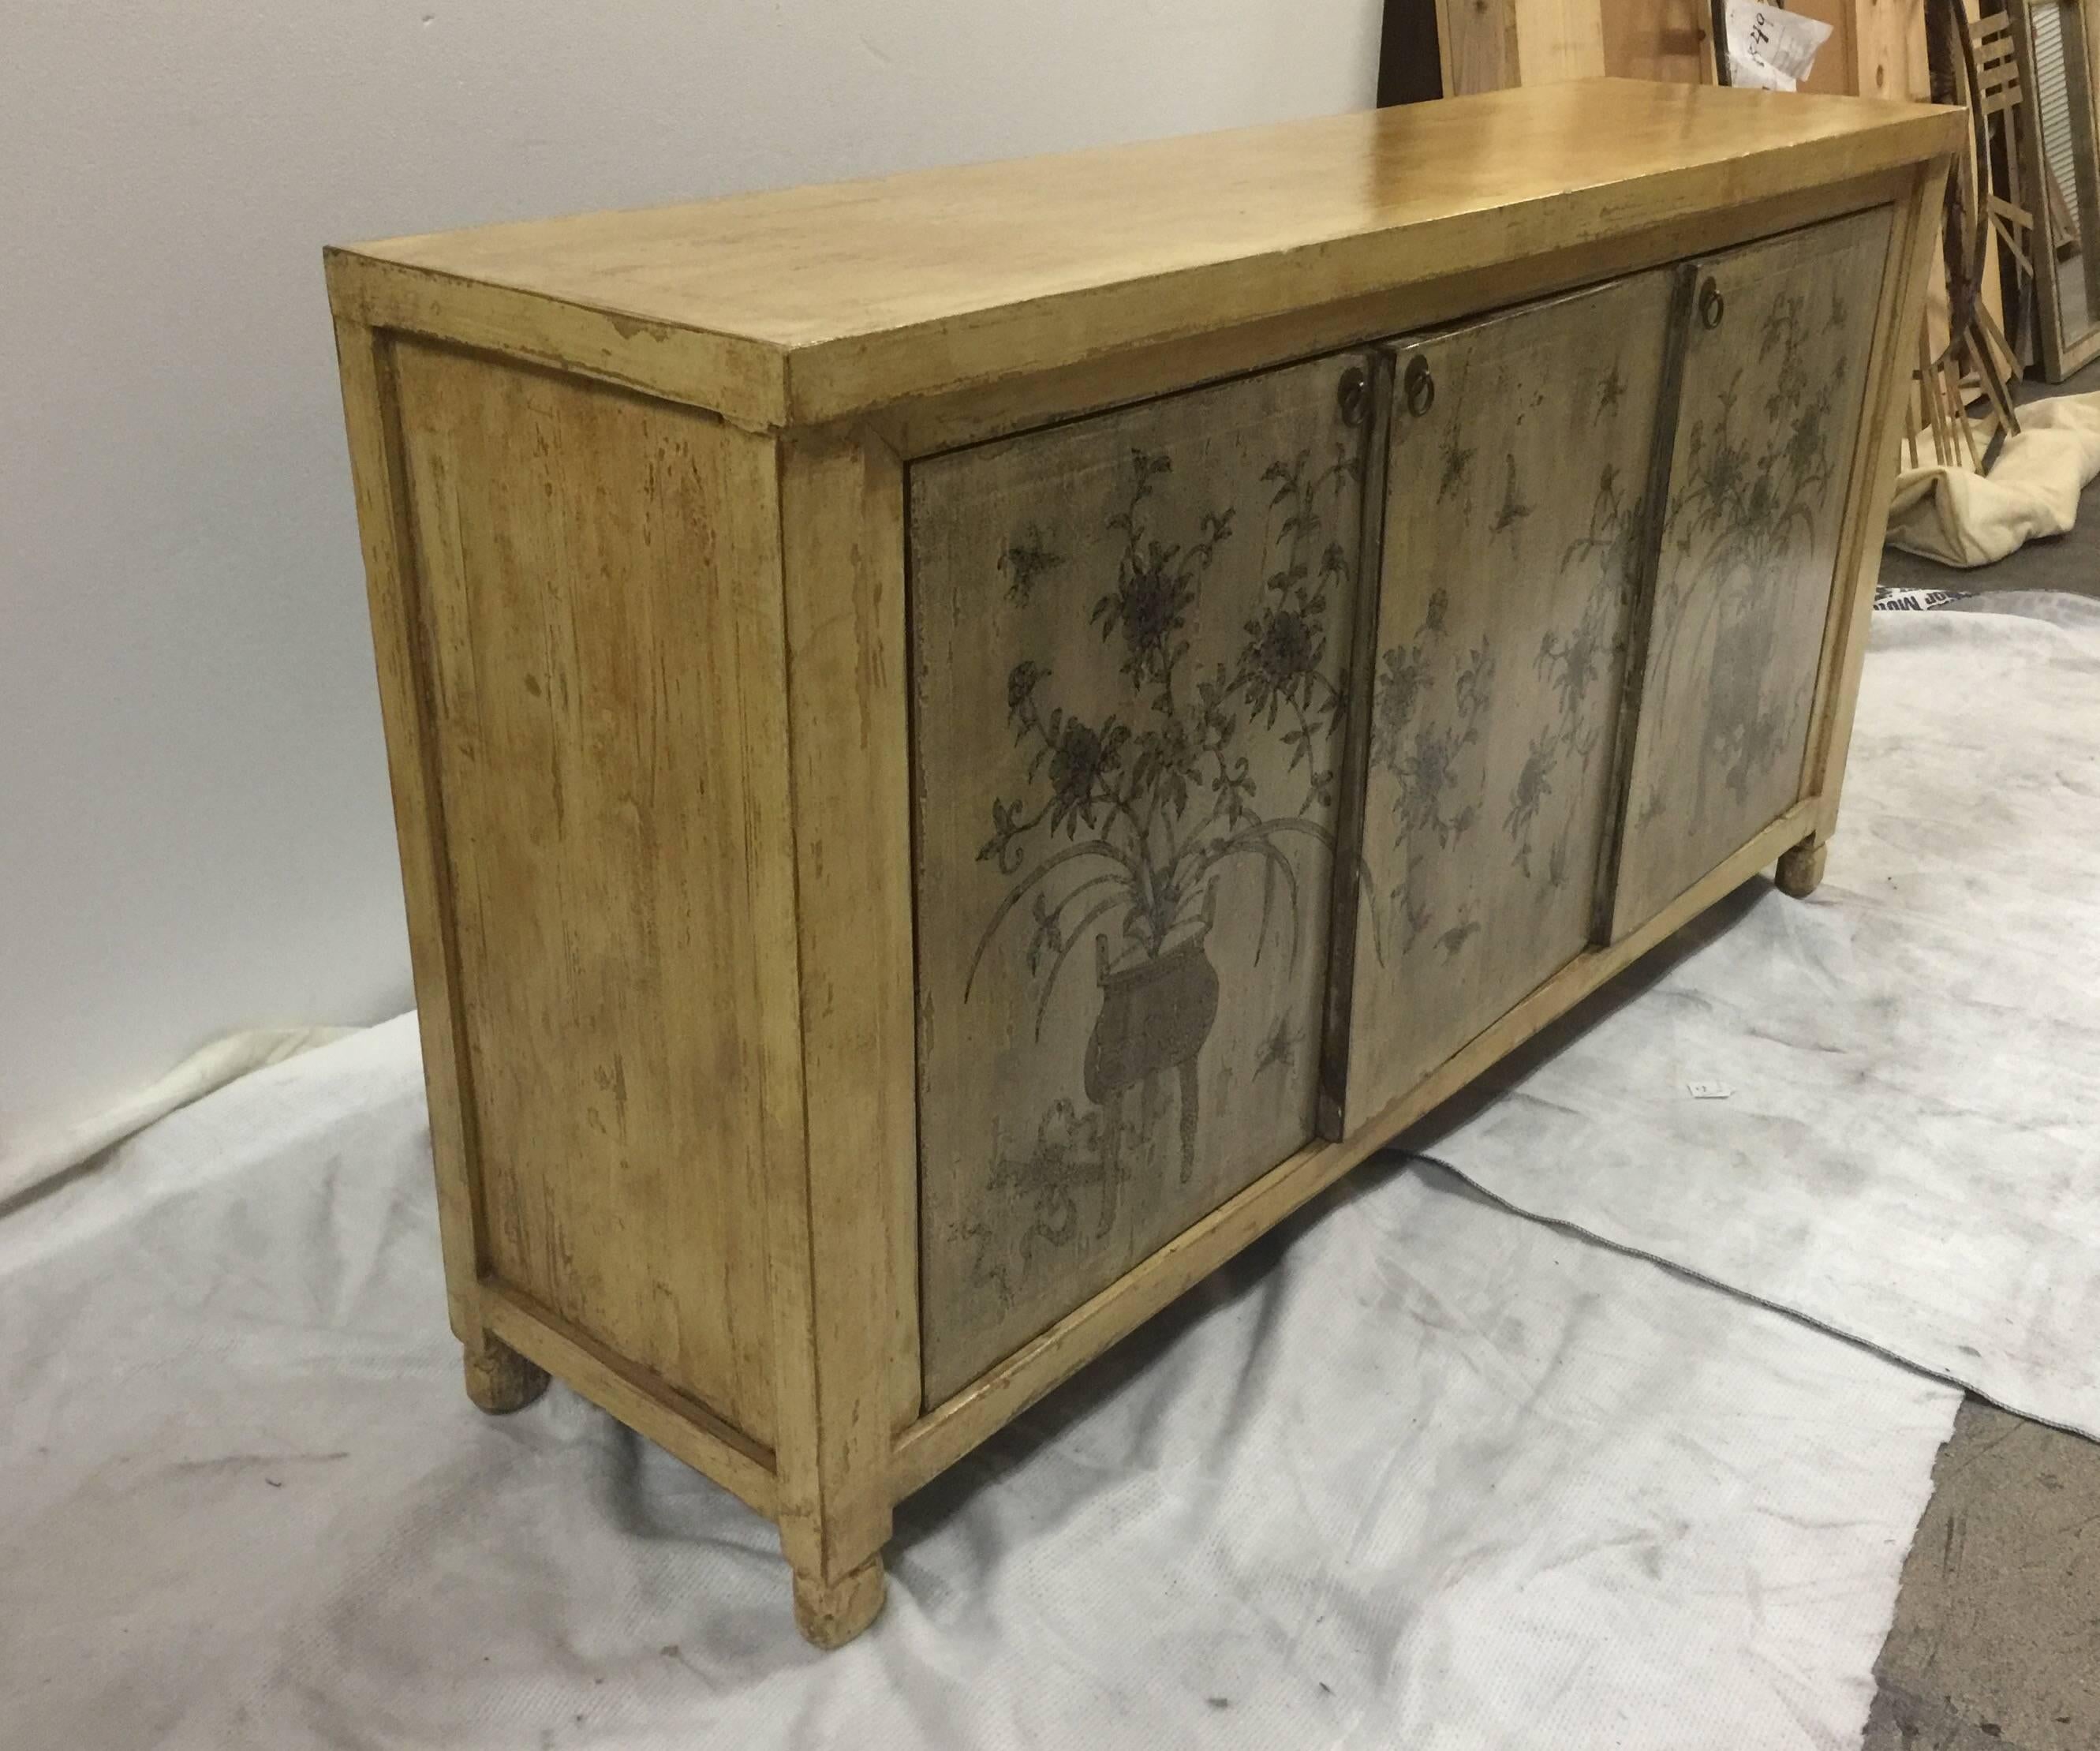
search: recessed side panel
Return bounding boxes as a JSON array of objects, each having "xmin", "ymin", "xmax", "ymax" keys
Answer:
[
  {"xmin": 1612, "ymin": 208, "xmax": 1893, "ymax": 936},
  {"xmin": 1337, "ymin": 271, "xmax": 1679, "ymax": 1134},
  {"xmin": 391, "ymin": 339, "xmax": 783, "ymax": 1449},
  {"xmin": 912, "ymin": 356, "xmax": 1374, "ymax": 1405}
]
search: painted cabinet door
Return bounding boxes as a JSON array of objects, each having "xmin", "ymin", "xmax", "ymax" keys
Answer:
[
  {"xmin": 1609, "ymin": 208, "xmax": 1892, "ymax": 934},
  {"xmin": 1328, "ymin": 272, "xmax": 1681, "ymax": 1134},
  {"xmin": 911, "ymin": 356, "xmax": 1374, "ymax": 1404}
]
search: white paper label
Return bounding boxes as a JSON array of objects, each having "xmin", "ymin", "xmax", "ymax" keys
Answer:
[
  {"xmin": 1725, "ymin": 0, "xmax": 1832, "ymax": 92},
  {"xmin": 1686, "ymin": 1080, "xmax": 1735, "ymax": 1100}
]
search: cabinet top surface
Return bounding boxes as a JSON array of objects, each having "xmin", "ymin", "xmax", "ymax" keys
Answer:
[{"xmin": 329, "ymin": 80, "xmax": 1957, "ymax": 426}]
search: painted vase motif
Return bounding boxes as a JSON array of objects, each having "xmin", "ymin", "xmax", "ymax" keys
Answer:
[{"xmin": 966, "ymin": 440, "xmax": 1356, "ymax": 1267}]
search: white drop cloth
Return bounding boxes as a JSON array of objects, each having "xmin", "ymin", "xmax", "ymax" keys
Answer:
[
  {"xmin": 1885, "ymin": 391, "xmax": 2100, "ymax": 567},
  {"xmin": 0, "ymin": 1026, "xmax": 350, "ymax": 1210},
  {"xmin": 1420, "ymin": 597, "xmax": 2100, "ymax": 1439},
  {"xmin": 0, "ymin": 1017, "xmax": 1956, "ymax": 1749}
]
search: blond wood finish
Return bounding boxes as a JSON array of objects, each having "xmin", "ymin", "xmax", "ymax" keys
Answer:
[
  {"xmin": 480, "ymin": 1283, "xmax": 779, "ymax": 1516},
  {"xmin": 1776, "ymin": 836, "xmax": 1831, "ymax": 895},
  {"xmin": 1597, "ymin": 0, "xmax": 1928, "ymax": 99},
  {"xmin": 390, "ymin": 339, "xmax": 787, "ymax": 1447},
  {"xmin": 327, "ymin": 89, "xmax": 1959, "ymax": 1652},
  {"xmin": 909, "ymin": 358, "xmax": 1372, "ymax": 1402},
  {"xmin": 1440, "ymin": 0, "xmax": 1608, "ymax": 92},
  {"xmin": 331, "ymin": 318, "xmax": 488, "ymax": 1354},
  {"xmin": 327, "ymin": 84, "xmax": 1959, "ymax": 428},
  {"xmin": 1601, "ymin": 0, "xmax": 1717, "ymax": 86},
  {"xmin": 1610, "ymin": 209, "xmax": 1893, "ymax": 937},
  {"xmin": 866, "ymin": 166, "xmax": 1916, "ymax": 462},
  {"xmin": 1800, "ymin": 160, "xmax": 1950, "ymax": 852},
  {"xmin": 792, "ymin": 1556, "xmax": 887, "ymax": 1649},
  {"xmin": 898, "ymin": 795, "xmax": 1822, "ymax": 1491},
  {"xmin": 461, "ymin": 1330, "xmax": 548, "ymax": 1414},
  {"xmin": 1845, "ymin": 0, "xmax": 1933, "ymax": 99},
  {"xmin": 768, "ymin": 428, "xmax": 914, "ymax": 1593},
  {"xmin": 1334, "ymin": 275, "xmax": 1679, "ymax": 1132}
]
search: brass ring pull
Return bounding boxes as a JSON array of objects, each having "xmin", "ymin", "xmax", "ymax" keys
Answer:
[{"xmin": 1699, "ymin": 279, "xmax": 1724, "ymax": 331}]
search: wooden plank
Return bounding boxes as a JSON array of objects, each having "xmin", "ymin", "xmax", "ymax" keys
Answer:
[
  {"xmin": 1610, "ymin": 207, "xmax": 1894, "ymax": 937},
  {"xmin": 1512, "ymin": 0, "xmax": 1610, "ymax": 84},
  {"xmin": 1336, "ymin": 271, "xmax": 1679, "ymax": 1133},
  {"xmin": 909, "ymin": 356, "xmax": 1375, "ymax": 1404},
  {"xmin": 1850, "ymin": 0, "xmax": 1933, "ymax": 99},
  {"xmin": 330, "ymin": 318, "xmax": 486, "ymax": 1348},
  {"xmin": 1804, "ymin": 159, "xmax": 1952, "ymax": 841},
  {"xmin": 1601, "ymin": 0, "xmax": 1718, "ymax": 84},
  {"xmin": 388, "ymin": 339, "xmax": 789, "ymax": 1450},
  {"xmin": 480, "ymin": 1282, "xmax": 778, "ymax": 1517},
  {"xmin": 330, "ymin": 85, "xmax": 1964, "ymax": 428},
  {"xmin": 1438, "ymin": 0, "xmax": 1520, "ymax": 92},
  {"xmin": 894, "ymin": 796, "xmax": 1822, "ymax": 1498},
  {"xmin": 766, "ymin": 426, "xmax": 916, "ymax": 1603}
]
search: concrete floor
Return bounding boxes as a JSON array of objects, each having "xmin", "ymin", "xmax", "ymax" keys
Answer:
[
  {"xmin": 1868, "ymin": 1404, "xmax": 2100, "ymax": 1749},
  {"xmin": 1862, "ymin": 365, "xmax": 2100, "ymax": 1751}
]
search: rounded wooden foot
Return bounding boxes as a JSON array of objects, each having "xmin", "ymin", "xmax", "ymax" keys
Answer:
[
  {"xmin": 792, "ymin": 1555, "xmax": 886, "ymax": 1649},
  {"xmin": 1775, "ymin": 836, "xmax": 1829, "ymax": 899},
  {"xmin": 462, "ymin": 1335, "xmax": 549, "ymax": 1414}
]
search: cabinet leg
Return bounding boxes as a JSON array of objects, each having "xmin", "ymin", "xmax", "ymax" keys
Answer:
[
  {"xmin": 461, "ymin": 1331, "xmax": 549, "ymax": 1414},
  {"xmin": 1776, "ymin": 833, "xmax": 1829, "ymax": 899},
  {"xmin": 791, "ymin": 1554, "xmax": 887, "ymax": 1649}
]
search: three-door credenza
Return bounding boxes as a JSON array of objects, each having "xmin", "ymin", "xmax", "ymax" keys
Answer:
[{"xmin": 327, "ymin": 79, "xmax": 1961, "ymax": 1648}]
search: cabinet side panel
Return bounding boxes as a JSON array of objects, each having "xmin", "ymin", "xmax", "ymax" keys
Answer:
[
  {"xmin": 1612, "ymin": 207, "xmax": 1893, "ymax": 933},
  {"xmin": 1340, "ymin": 272, "xmax": 1679, "ymax": 1132},
  {"xmin": 390, "ymin": 339, "xmax": 783, "ymax": 1448},
  {"xmin": 332, "ymin": 319, "xmax": 485, "ymax": 1347},
  {"xmin": 911, "ymin": 356, "xmax": 1373, "ymax": 1405}
]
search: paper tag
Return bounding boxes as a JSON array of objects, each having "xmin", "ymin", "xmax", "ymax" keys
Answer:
[
  {"xmin": 1725, "ymin": 0, "xmax": 1832, "ymax": 91},
  {"xmin": 1685, "ymin": 1080, "xmax": 1735, "ymax": 1100}
]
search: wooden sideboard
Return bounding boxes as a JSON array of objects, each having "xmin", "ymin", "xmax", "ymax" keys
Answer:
[{"xmin": 327, "ymin": 80, "xmax": 1960, "ymax": 1648}]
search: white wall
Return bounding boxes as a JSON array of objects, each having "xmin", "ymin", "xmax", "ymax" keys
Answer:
[{"xmin": 0, "ymin": 1, "xmax": 1381, "ymax": 1147}]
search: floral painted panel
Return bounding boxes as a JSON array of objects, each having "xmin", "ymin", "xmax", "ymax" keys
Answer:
[
  {"xmin": 910, "ymin": 356, "xmax": 1373, "ymax": 1401},
  {"xmin": 1333, "ymin": 273, "xmax": 1678, "ymax": 1132},
  {"xmin": 1612, "ymin": 208, "xmax": 1892, "ymax": 934}
]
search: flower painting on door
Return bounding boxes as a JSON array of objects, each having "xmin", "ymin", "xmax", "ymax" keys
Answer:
[
  {"xmin": 1612, "ymin": 209, "xmax": 1890, "ymax": 930},
  {"xmin": 910, "ymin": 361, "xmax": 1369, "ymax": 1397}
]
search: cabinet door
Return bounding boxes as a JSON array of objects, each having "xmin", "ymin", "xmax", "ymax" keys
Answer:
[
  {"xmin": 911, "ymin": 357, "xmax": 1374, "ymax": 1403},
  {"xmin": 1610, "ymin": 209, "xmax": 1892, "ymax": 934},
  {"xmin": 1327, "ymin": 273, "xmax": 1680, "ymax": 1133}
]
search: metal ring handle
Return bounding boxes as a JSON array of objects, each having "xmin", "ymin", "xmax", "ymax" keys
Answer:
[
  {"xmin": 1337, "ymin": 366, "xmax": 1371, "ymax": 427},
  {"xmin": 1699, "ymin": 279, "xmax": 1725, "ymax": 331},
  {"xmin": 1403, "ymin": 354, "xmax": 1436, "ymax": 417}
]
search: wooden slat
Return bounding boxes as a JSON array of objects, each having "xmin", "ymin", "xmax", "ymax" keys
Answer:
[
  {"xmin": 893, "ymin": 797, "xmax": 1822, "ymax": 1499},
  {"xmin": 1804, "ymin": 159, "xmax": 1952, "ymax": 839},
  {"xmin": 480, "ymin": 1283, "xmax": 777, "ymax": 1517},
  {"xmin": 331, "ymin": 318, "xmax": 487, "ymax": 1349},
  {"xmin": 765, "ymin": 427, "xmax": 917, "ymax": 1594}
]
